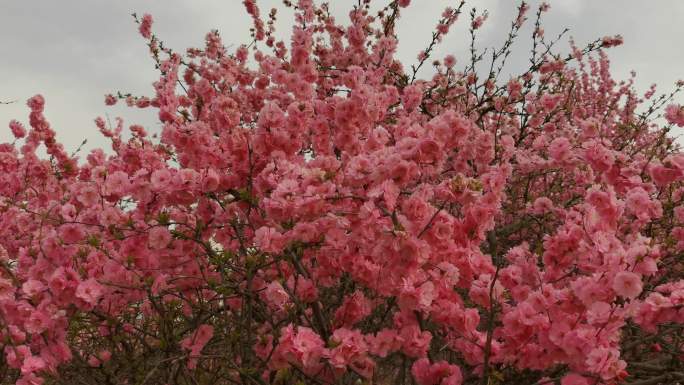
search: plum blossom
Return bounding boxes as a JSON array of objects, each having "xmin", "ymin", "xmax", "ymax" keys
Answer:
[
  {"xmin": 1, "ymin": 2, "xmax": 683, "ymax": 384},
  {"xmin": 76, "ymin": 278, "xmax": 104, "ymax": 306},
  {"xmin": 613, "ymin": 271, "xmax": 643, "ymax": 299},
  {"xmin": 180, "ymin": 324, "xmax": 214, "ymax": 369},
  {"xmin": 273, "ymin": 325, "xmax": 326, "ymax": 370},
  {"xmin": 150, "ymin": 169, "xmax": 172, "ymax": 190},
  {"xmin": 148, "ymin": 226, "xmax": 172, "ymax": 249},
  {"xmin": 138, "ymin": 13, "xmax": 153, "ymax": 39}
]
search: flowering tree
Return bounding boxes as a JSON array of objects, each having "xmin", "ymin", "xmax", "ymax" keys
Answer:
[{"xmin": 2, "ymin": 1, "xmax": 684, "ymax": 384}]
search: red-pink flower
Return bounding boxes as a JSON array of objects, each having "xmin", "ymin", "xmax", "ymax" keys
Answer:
[
  {"xmin": 21, "ymin": 279, "xmax": 45, "ymax": 297},
  {"xmin": 254, "ymin": 226, "xmax": 284, "ymax": 254},
  {"xmin": 548, "ymin": 137, "xmax": 572, "ymax": 162},
  {"xmin": 150, "ymin": 169, "xmax": 172, "ymax": 191},
  {"xmin": 77, "ymin": 184, "xmax": 100, "ymax": 207},
  {"xmin": 368, "ymin": 329, "xmax": 402, "ymax": 358},
  {"xmin": 25, "ymin": 309, "xmax": 51, "ymax": 335},
  {"xmin": 334, "ymin": 291, "xmax": 372, "ymax": 327},
  {"xmin": 76, "ymin": 278, "xmax": 104, "ymax": 306},
  {"xmin": 263, "ymin": 281, "xmax": 290, "ymax": 310},
  {"xmin": 273, "ymin": 325, "xmax": 326, "ymax": 370},
  {"xmin": 601, "ymin": 34, "xmax": 623, "ymax": 47},
  {"xmin": 148, "ymin": 226, "xmax": 172, "ymax": 249},
  {"xmin": 665, "ymin": 104, "xmax": 684, "ymax": 127},
  {"xmin": 21, "ymin": 356, "xmax": 46, "ymax": 375},
  {"xmin": 613, "ymin": 271, "xmax": 643, "ymax": 299},
  {"xmin": 139, "ymin": 13, "xmax": 153, "ymax": 39},
  {"xmin": 9, "ymin": 120, "xmax": 26, "ymax": 138},
  {"xmin": 201, "ymin": 168, "xmax": 220, "ymax": 192},
  {"xmin": 104, "ymin": 170, "xmax": 130, "ymax": 196},
  {"xmin": 1, "ymin": 3, "xmax": 683, "ymax": 384},
  {"xmin": 561, "ymin": 373, "xmax": 589, "ymax": 385},
  {"xmin": 59, "ymin": 224, "xmax": 85, "ymax": 243},
  {"xmin": 104, "ymin": 94, "xmax": 117, "ymax": 106},
  {"xmin": 411, "ymin": 358, "xmax": 463, "ymax": 385},
  {"xmin": 180, "ymin": 324, "xmax": 214, "ymax": 369}
]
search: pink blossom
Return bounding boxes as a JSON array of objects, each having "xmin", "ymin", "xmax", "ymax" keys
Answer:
[
  {"xmin": 368, "ymin": 329, "xmax": 402, "ymax": 358},
  {"xmin": 290, "ymin": 326, "xmax": 326, "ymax": 368},
  {"xmin": 87, "ymin": 356, "xmax": 101, "ymax": 367},
  {"xmin": 254, "ymin": 226, "xmax": 284, "ymax": 254},
  {"xmin": 8, "ymin": 325, "xmax": 26, "ymax": 344},
  {"xmin": 104, "ymin": 94, "xmax": 117, "ymax": 106},
  {"xmin": 263, "ymin": 281, "xmax": 290, "ymax": 310},
  {"xmin": 98, "ymin": 350, "xmax": 112, "ymax": 362},
  {"xmin": 201, "ymin": 168, "xmax": 220, "ymax": 192},
  {"xmin": 471, "ymin": 12, "xmax": 488, "ymax": 30},
  {"xmin": 21, "ymin": 356, "xmax": 46, "ymax": 375},
  {"xmin": 586, "ymin": 301, "xmax": 612, "ymax": 325},
  {"xmin": 148, "ymin": 226, "xmax": 172, "ymax": 249},
  {"xmin": 288, "ymin": 276, "xmax": 318, "ymax": 303},
  {"xmin": 402, "ymin": 84, "xmax": 423, "ymax": 112},
  {"xmin": 507, "ymin": 79, "xmax": 522, "ymax": 98},
  {"xmin": 25, "ymin": 309, "xmax": 51, "ymax": 334},
  {"xmin": 27, "ymin": 94, "xmax": 45, "ymax": 112},
  {"xmin": 180, "ymin": 324, "xmax": 214, "ymax": 369},
  {"xmin": 625, "ymin": 187, "xmax": 662, "ymax": 221},
  {"xmin": 104, "ymin": 170, "xmax": 130, "ymax": 196},
  {"xmin": 665, "ymin": 104, "xmax": 684, "ymax": 127},
  {"xmin": 561, "ymin": 373, "xmax": 589, "ymax": 385},
  {"xmin": 328, "ymin": 328, "xmax": 369, "ymax": 371},
  {"xmin": 601, "ymin": 34, "xmax": 623, "ymax": 47},
  {"xmin": 150, "ymin": 169, "xmax": 172, "ymax": 190},
  {"xmin": 613, "ymin": 271, "xmax": 643, "ymax": 299},
  {"xmin": 9, "ymin": 120, "xmax": 26, "ymax": 138},
  {"xmin": 334, "ymin": 291, "xmax": 372, "ymax": 327},
  {"xmin": 548, "ymin": 137, "xmax": 572, "ymax": 162},
  {"xmin": 76, "ymin": 278, "xmax": 104, "ymax": 306},
  {"xmin": 540, "ymin": 93, "xmax": 562, "ymax": 110},
  {"xmin": 139, "ymin": 14, "xmax": 153, "ymax": 39},
  {"xmin": 411, "ymin": 358, "xmax": 463, "ymax": 385},
  {"xmin": 98, "ymin": 206, "xmax": 121, "ymax": 226},
  {"xmin": 59, "ymin": 224, "xmax": 85, "ymax": 243},
  {"xmin": 400, "ymin": 325, "xmax": 432, "ymax": 358},
  {"xmin": 273, "ymin": 325, "xmax": 326, "ymax": 370},
  {"xmin": 21, "ymin": 279, "xmax": 45, "ymax": 297},
  {"xmin": 1, "ymin": 3, "xmax": 683, "ymax": 384}
]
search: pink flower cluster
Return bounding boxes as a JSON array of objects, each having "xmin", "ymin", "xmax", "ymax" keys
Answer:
[{"xmin": 1, "ymin": 1, "xmax": 684, "ymax": 384}]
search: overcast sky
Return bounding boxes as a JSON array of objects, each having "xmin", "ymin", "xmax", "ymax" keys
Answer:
[{"xmin": 2, "ymin": 0, "xmax": 683, "ymax": 154}]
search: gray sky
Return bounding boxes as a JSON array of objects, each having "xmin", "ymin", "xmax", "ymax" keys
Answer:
[{"xmin": 2, "ymin": 0, "xmax": 683, "ymax": 154}]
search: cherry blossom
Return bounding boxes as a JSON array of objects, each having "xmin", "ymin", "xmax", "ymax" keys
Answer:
[{"xmin": 1, "ymin": 1, "xmax": 683, "ymax": 384}]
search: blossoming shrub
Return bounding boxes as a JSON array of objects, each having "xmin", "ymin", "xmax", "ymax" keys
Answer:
[{"xmin": 1, "ymin": 1, "xmax": 684, "ymax": 384}]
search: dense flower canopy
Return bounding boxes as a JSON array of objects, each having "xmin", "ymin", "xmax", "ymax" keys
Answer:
[{"xmin": 1, "ymin": 1, "xmax": 684, "ymax": 384}]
